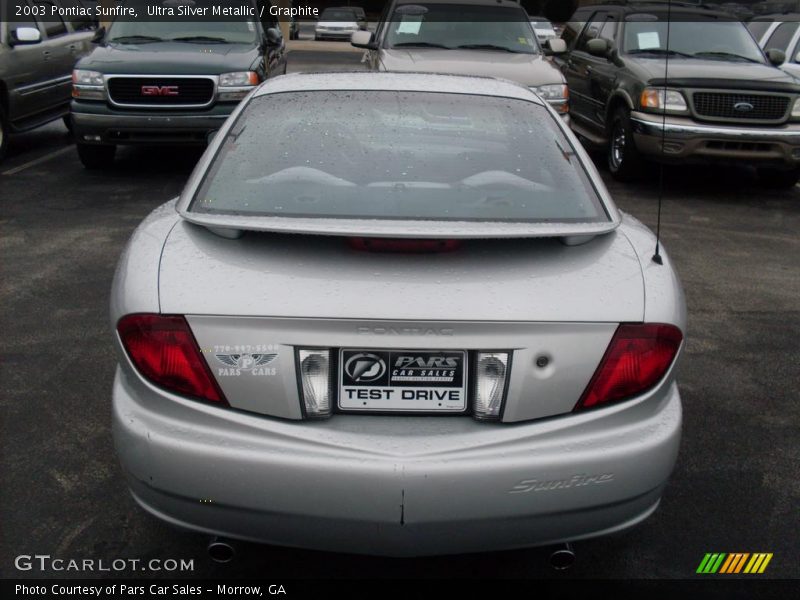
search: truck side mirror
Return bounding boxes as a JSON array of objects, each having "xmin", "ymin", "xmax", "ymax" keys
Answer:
[
  {"xmin": 10, "ymin": 26, "xmax": 42, "ymax": 46},
  {"xmin": 544, "ymin": 39, "xmax": 567, "ymax": 55},
  {"xmin": 766, "ymin": 48, "xmax": 786, "ymax": 66},
  {"xmin": 351, "ymin": 30, "xmax": 377, "ymax": 50},
  {"xmin": 265, "ymin": 27, "xmax": 282, "ymax": 46},
  {"xmin": 586, "ymin": 38, "xmax": 609, "ymax": 58}
]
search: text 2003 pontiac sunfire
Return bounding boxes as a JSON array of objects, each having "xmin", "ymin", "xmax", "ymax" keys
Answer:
[{"xmin": 111, "ymin": 72, "xmax": 686, "ymax": 557}]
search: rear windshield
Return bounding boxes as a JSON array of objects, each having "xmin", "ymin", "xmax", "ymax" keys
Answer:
[{"xmin": 190, "ymin": 91, "xmax": 608, "ymax": 224}]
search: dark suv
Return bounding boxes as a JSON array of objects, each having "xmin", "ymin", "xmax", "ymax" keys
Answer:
[
  {"xmin": 557, "ymin": 3, "xmax": 800, "ymax": 187},
  {"xmin": 71, "ymin": 0, "xmax": 286, "ymax": 169}
]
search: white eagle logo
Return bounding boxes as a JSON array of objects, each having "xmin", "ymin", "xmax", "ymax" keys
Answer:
[{"xmin": 215, "ymin": 353, "xmax": 277, "ymax": 371}]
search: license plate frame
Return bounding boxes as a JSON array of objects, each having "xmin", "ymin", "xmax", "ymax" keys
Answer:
[{"xmin": 338, "ymin": 349, "xmax": 468, "ymax": 414}]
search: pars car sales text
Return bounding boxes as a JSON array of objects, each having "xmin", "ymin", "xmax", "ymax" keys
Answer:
[{"xmin": 15, "ymin": 584, "xmax": 285, "ymax": 596}]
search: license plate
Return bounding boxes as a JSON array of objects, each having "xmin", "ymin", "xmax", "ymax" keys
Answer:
[{"xmin": 338, "ymin": 349, "xmax": 467, "ymax": 413}]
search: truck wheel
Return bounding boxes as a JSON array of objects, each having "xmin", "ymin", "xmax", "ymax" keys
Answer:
[
  {"xmin": 757, "ymin": 167, "xmax": 800, "ymax": 189},
  {"xmin": 77, "ymin": 143, "xmax": 116, "ymax": 169},
  {"xmin": 62, "ymin": 115, "xmax": 73, "ymax": 134},
  {"xmin": 607, "ymin": 107, "xmax": 645, "ymax": 181}
]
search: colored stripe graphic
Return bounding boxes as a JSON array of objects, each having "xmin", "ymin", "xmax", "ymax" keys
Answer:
[
  {"xmin": 697, "ymin": 553, "xmax": 726, "ymax": 574},
  {"xmin": 744, "ymin": 553, "xmax": 773, "ymax": 574},
  {"xmin": 719, "ymin": 553, "xmax": 749, "ymax": 573},
  {"xmin": 698, "ymin": 552, "xmax": 773, "ymax": 574}
]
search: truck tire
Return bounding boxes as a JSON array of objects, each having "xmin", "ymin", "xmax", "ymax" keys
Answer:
[
  {"xmin": 77, "ymin": 143, "xmax": 116, "ymax": 169},
  {"xmin": 63, "ymin": 115, "xmax": 73, "ymax": 134},
  {"xmin": 757, "ymin": 167, "xmax": 800, "ymax": 189},
  {"xmin": 607, "ymin": 107, "xmax": 645, "ymax": 181}
]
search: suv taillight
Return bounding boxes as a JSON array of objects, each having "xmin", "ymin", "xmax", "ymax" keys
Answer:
[
  {"xmin": 117, "ymin": 314, "xmax": 226, "ymax": 405},
  {"xmin": 575, "ymin": 323, "xmax": 682, "ymax": 411}
]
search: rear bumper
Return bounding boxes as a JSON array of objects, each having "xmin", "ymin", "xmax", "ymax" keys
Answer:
[
  {"xmin": 631, "ymin": 111, "xmax": 800, "ymax": 167},
  {"xmin": 112, "ymin": 365, "xmax": 682, "ymax": 556},
  {"xmin": 71, "ymin": 101, "xmax": 235, "ymax": 146}
]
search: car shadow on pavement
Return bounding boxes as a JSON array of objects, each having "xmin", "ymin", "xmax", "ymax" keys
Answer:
[{"xmin": 92, "ymin": 145, "xmax": 206, "ymax": 177}]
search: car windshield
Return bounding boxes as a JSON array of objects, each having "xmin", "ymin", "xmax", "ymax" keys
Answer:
[
  {"xmin": 321, "ymin": 9, "xmax": 357, "ymax": 21},
  {"xmin": 623, "ymin": 19, "xmax": 765, "ymax": 62},
  {"xmin": 385, "ymin": 5, "xmax": 539, "ymax": 54},
  {"xmin": 107, "ymin": 19, "xmax": 258, "ymax": 44},
  {"xmin": 190, "ymin": 91, "xmax": 607, "ymax": 224}
]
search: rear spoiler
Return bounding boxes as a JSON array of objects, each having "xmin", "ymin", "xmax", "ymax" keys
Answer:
[{"xmin": 179, "ymin": 210, "xmax": 619, "ymax": 246}]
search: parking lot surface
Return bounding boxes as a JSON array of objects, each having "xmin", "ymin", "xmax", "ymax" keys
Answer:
[{"xmin": 1, "ymin": 43, "xmax": 798, "ymax": 579}]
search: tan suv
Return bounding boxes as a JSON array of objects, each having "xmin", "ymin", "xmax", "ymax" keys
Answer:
[{"xmin": 351, "ymin": 0, "xmax": 570, "ymax": 117}]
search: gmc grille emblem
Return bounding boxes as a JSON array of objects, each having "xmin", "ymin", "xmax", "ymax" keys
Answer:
[{"xmin": 141, "ymin": 85, "xmax": 179, "ymax": 96}]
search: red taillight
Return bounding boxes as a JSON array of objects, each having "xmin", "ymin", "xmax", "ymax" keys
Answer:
[
  {"xmin": 117, "ymin": 314, "xmax": 226, "ymax": 405},
  {"xmin": 575, "ymin": 323, "xmax": 683, "ymax": 411},
  {"xmin": 347, "ymin": 237, "xmax": 462, "ymax": 253}
]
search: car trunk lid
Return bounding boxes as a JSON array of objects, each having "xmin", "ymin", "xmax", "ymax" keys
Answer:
[{"xmin": 157, "ymin": 222, "xmax": 644, "ymax": 422}]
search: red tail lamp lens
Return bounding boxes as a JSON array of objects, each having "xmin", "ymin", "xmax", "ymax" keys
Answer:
[
  {"xmin": 576, "ymin": 323, "xmax": 683, "ymax": 410},
  {"xmin": 117, "ymin": 314, "xmax": 226, "ymax": 404}
]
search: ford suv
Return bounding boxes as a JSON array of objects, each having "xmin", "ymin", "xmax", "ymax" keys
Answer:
[
  {"xmin": 557, "ymin": 3, "xmax": 800, "ymax": 187},
  {"xmin": 70, "ymin": 0, "xmax": 287, "ymax": 169}
]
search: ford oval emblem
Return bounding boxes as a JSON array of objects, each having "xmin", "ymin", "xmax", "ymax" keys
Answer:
[{"xmin": 733, "ymin": 101, "xmax": 754, "ymax": 112}]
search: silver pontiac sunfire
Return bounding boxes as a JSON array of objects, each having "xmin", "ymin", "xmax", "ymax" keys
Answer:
[{"xmin": 111, "ymin": 72, "xmax": 686, "ymax": 557}]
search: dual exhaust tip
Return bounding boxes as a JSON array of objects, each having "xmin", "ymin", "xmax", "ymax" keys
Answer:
[
  {"xmin": 207, "ymin": 537, "xmax": 236, "ymax": 564},
  {"xmin": 207, "ymin": 537, "xmax": 575, "ymax": 570},
  {"xmin": 549, "ymin": 542, "xmax": 576, "ymax": 570}
]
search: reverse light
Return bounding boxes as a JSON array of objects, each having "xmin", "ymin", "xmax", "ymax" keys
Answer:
[
  {"xmin": 297, "ymin": 349, "xmax": 332, "ymax": 418},
  {"xmin": 218, "ymin": 71, "xmax": 259, "ymax": 101},
  {"xmin": 473, "ymin": 352, "xmax": 510, "ymax": 420},
  {"xmin": 575, "ymin": 324, "xmax": 683, "ymax": 411},
  {"xmin": 72, "ymin": 69, "xmax": 105, "ymax": 100},
  {"xmin": 640, "ymin": 88, "xmax": 688, "ymax": 114},
  {"xmin": 117, "ymin": 314, "xmax": 226, "ymax": 404}
]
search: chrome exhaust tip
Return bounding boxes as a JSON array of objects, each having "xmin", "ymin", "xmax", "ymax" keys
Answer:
[
  {"xmin": 549, "ymin": 542, "xmax": 575, "ymax": 570},
  {"xmin": 207, "ymin": 537, "xmax": 236, "ymax": 563}
]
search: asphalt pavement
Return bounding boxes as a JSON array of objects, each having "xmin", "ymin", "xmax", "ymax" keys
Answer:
[{"xmin": 0, "ymin": 44, "xmax": 798, "ymax": 580}]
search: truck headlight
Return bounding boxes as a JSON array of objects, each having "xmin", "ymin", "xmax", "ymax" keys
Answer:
[
  {"xmin": 218, "ymin": 71, "xmax": 259, "ymax": 101},
  {"xmin": 531, "ymin": 84, "xmax": 569, "ymax": 114},
  {"xmin": 72, "ymin": 69, "xmax": 105, "ymax": 100},
  {"xmin": 792, "ymin": 97, "xmax": 800, "ymax": 120},
  {"xmin": 640, "ymin": 87, "xmax": 688, "ymax": 114}
]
